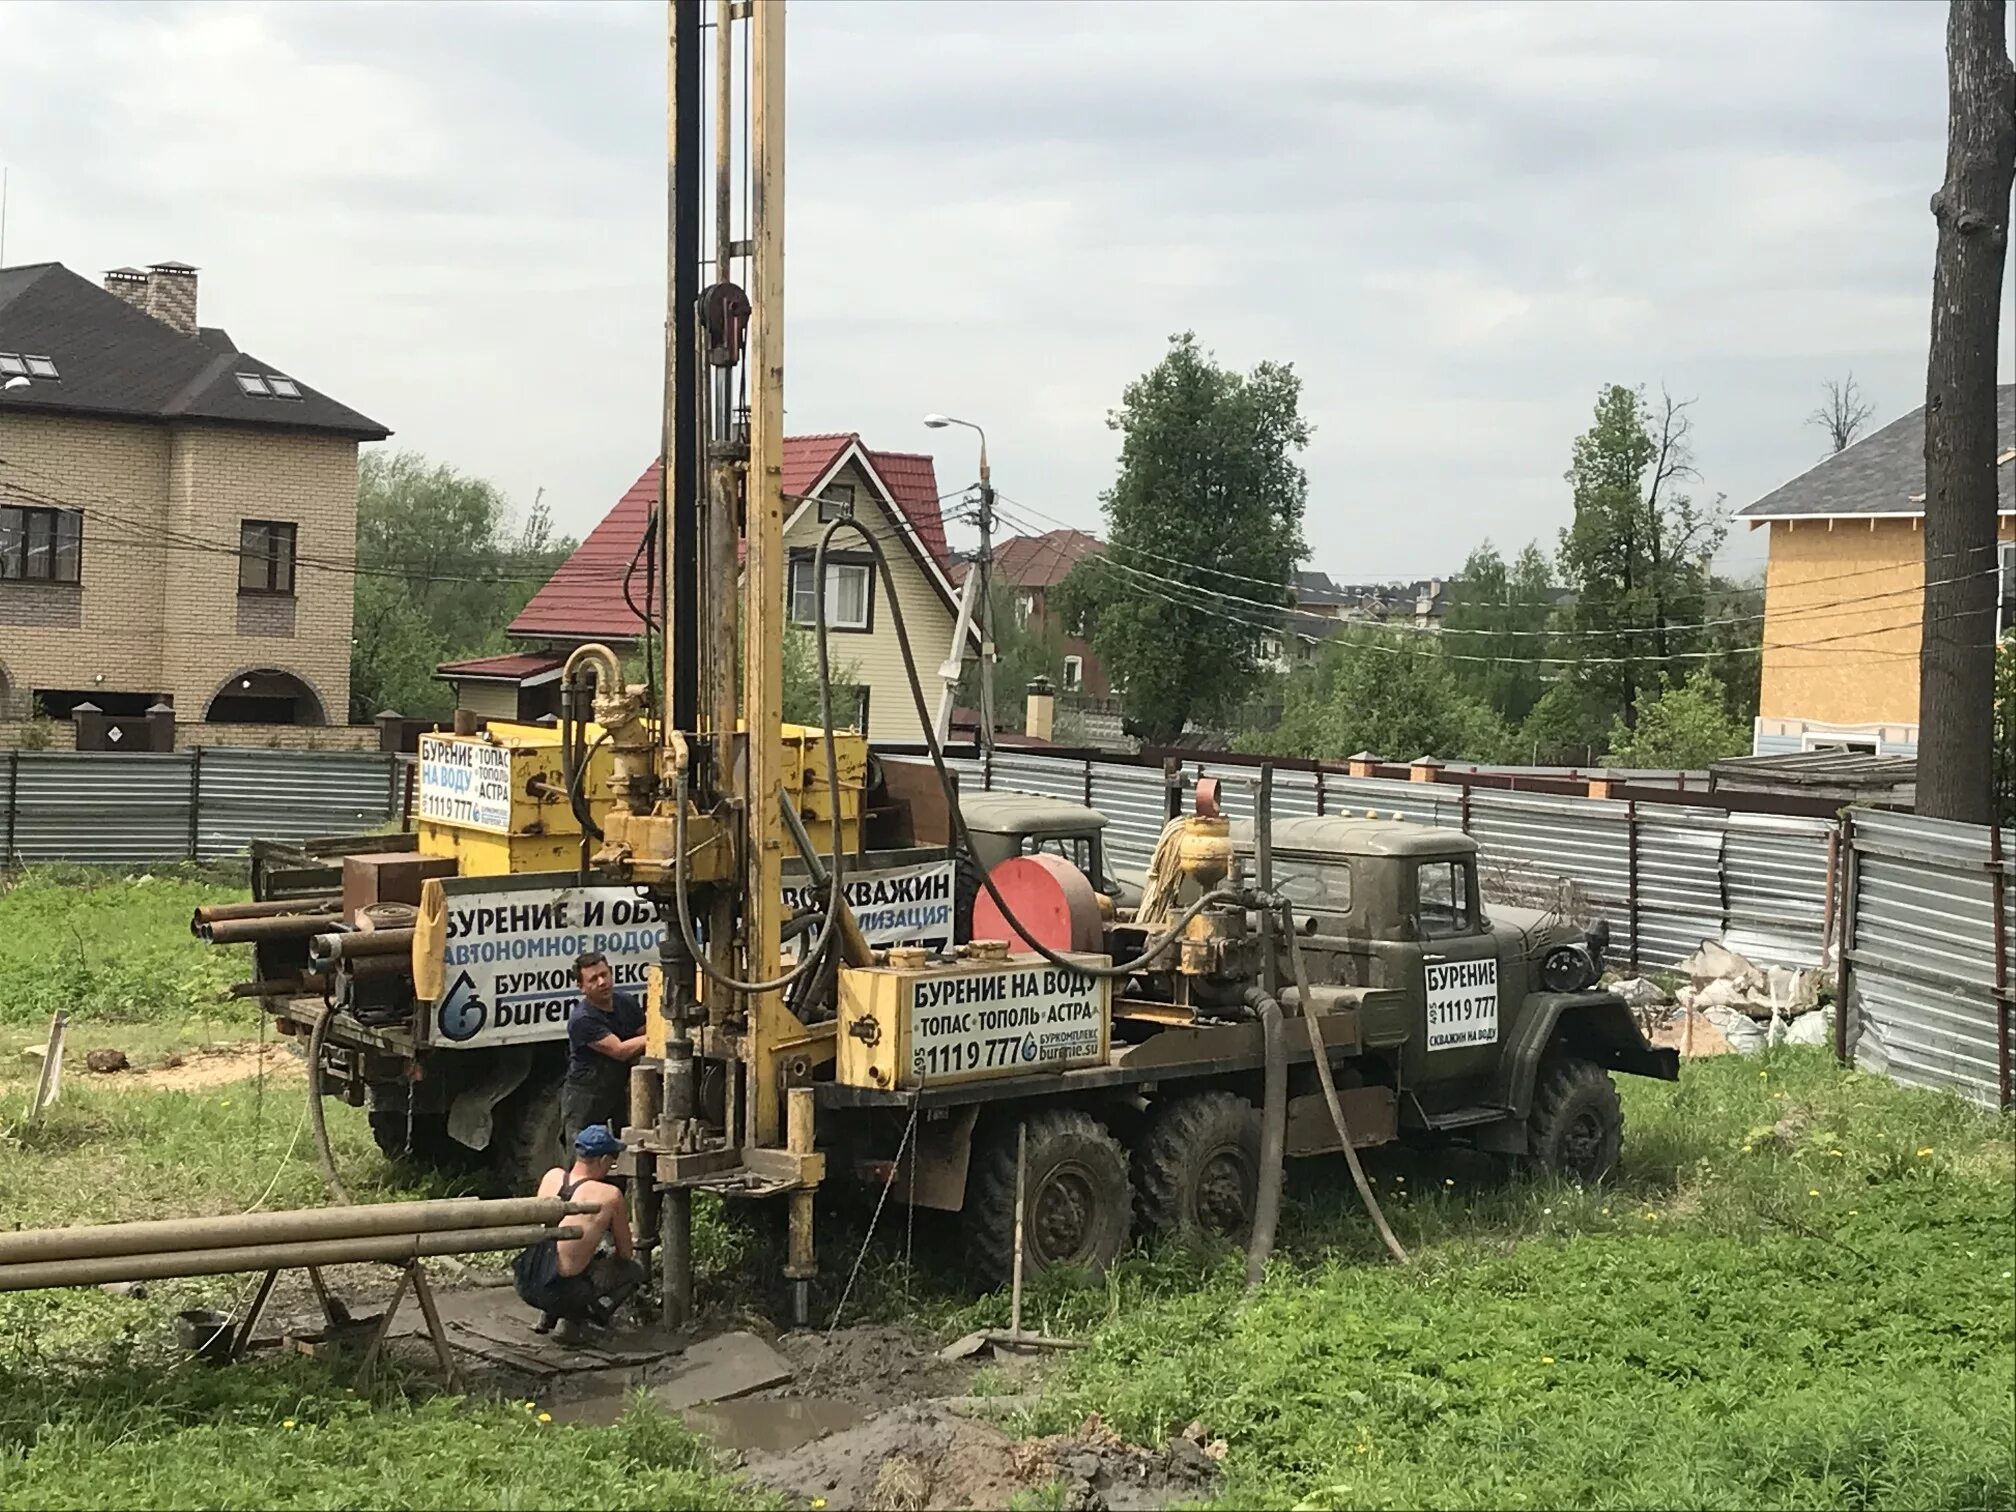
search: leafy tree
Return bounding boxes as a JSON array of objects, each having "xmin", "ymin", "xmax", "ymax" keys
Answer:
[
  {"xmin": 1556, "ymin": 384, "xmax": 1727, "ymax": 730},
  {"xmin": 1441, "ymin": 540, "xmax": 1559, "ymax": 725},
  {"xmin": 348, "ymin": 452, "xmax": 576, "ymax": 721},
  {"xmin": 1054, "ymin": 332, "xmax": 1309, "ymax": 744},
  {"xmin": 1601, "ymin": 669, "xmax": 1750, "ymax": 769},
  {"xmin": 1698, "ymin": 573, "xmax": 1763, "ymax": 729},
  {"xmin": 1237, "ymin": 633, "xmax": 1505, "ymax": 763},
  {"xmin": 1994, "ymin": 635, "xmax": 2016, "ymax": 826},
  {"xmin": 1515, "ymin": 682, "xmax": 1611, "ymax": 767}
]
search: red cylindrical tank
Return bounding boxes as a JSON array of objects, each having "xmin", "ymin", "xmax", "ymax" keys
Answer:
[{"xmin": 971, "ymin": 853, "xmax": 1104, "ymax": 955}]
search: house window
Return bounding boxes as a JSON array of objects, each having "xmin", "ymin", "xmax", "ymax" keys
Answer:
[
  {"xmin": 817, "ymin": 483, "xmax": 855, "ymax": 523},
  {"xmin": 1062, "ymin": 655, "xmax": 1083, "ymax": 692},
  {"xmin": 239, "ymin": 520, "xmax": 297, "ymax": 595},
  {"xmin": 0, "ymin": 504, "xmax": 83, "ymax": 584},
  {"xmin": 1801, "ymin": 734, "xmax": 1879, "ymax": 755},
  {"xmin": 1015, "ymin": 591, "xmax": 1035, "ymax": 628},
  {"xmin": 235, "ymin": 373, "xmax": 271, "ymax": 396},
  {"xmin": 788, "ymin": 553, "xmax": 872, "ymax": 631},
  {"xmin": 23, "ymin": 356, "xmax": 58, "ymax": 380}
]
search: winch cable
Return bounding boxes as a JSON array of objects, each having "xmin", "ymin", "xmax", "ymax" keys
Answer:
[
  {"xmin": 1282, "ymin": 902, "xmax": 1409, "ymax": 1265},
  {"xmin": 810, "ymin": 518, "xmax": 1242, "ymax": 980},
  {"xmin": 1242, "ymin": 985, "xmax": 1287, "ymax": 1289}
]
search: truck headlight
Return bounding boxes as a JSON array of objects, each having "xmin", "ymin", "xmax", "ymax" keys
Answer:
[{"xmin": 1540, "ymin": 944, "xmax": 1597, "ymax": 993}]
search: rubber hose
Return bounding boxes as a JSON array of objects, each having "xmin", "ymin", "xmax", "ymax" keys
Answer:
[
  {"xmin": 812, "ymin": 518, "xmax": 1245, "ymax": 981},
  {"xmin": 305, "ymin": 1010, "xmax": 352, "ymax": 1206},
  {"xmin": 1243, "ymin": 987, "xmax": 1287, "ymax": 1289},
  {"xmin": 1282, "ymin": 905, "xmax": 1409, "ymax": 1265}
]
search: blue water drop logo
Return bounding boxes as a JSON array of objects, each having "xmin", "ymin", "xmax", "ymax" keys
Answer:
[
  {"xmin": 437, "ymin": 971, "xmax": 488, "ymax": 1043},
  {"xmin": 1020, "ymin": 1034, "xmax": 1038, "ymax": 1063}
]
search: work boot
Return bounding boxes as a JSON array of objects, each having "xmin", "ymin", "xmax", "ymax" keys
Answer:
[
  {"xmin": 554, "ymin": 1317, "xmax": 586, "ymax": 1345},
  {"xmin": 532, "ymin": 1313, "xmax": 559, "ymax": 1336}
]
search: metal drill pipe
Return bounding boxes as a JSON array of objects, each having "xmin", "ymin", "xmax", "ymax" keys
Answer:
[
  {"xmin": 204, "ymin": 914, "xmax": 345, "ymax": 946},
  {"xmin": 0, "ymin": 1223, "xmax": 579, "ymax": 1293},
  {"xmin": 0, "ymin": 1198, "xmax": 596, "ymax": 1266},
  {"xmin": 308, "ymin": 927, "xmax": 417, "ymax": 964},
  {"xmin": 191, "ymin": 897, "xmax": 339, "ymax": 936}
]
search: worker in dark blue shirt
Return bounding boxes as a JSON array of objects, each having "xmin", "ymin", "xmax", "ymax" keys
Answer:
[{"xmin": 562, "ymin": 951, "xmax": 647, "ymax": 1149}]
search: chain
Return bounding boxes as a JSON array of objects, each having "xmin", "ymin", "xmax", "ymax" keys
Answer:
[{"xmin": 810, "ymin": 1100, "xmax": 921, "ymax": 1377}]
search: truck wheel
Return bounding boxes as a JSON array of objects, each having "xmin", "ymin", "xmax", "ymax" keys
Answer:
[
  {"xmin": 368, "ymin": 1111, "xmax": 480, "ymax": 1174},
  {"xmin": 490, "ymin": 1073, "xmax": 568, "ymax": 1195},
  {"xmin": 965, "ymin": 1109, "xmax": 1131, "ymax": 1288},
  {"xmin": 1133, "ymin": 1091, "xmax": 1260, "ymax": 1249},
  {"xmin": 1527, "ymin": 1057, "xmax": 1623, "ymax": 1183}
]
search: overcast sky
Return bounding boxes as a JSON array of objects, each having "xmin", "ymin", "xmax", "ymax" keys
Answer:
[{"xmin": 3, "ymin": 0, "xmax": 2011, "ymax": 581}]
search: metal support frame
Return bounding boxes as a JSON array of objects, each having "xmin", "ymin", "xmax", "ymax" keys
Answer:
[
  {"xmin": 1625, "ymin": 799, "xmax": 1640, "ymax": 974},
  {"xmin": 1835, "ymin": 812, "xmax": 1860, "ymax": 1067}
]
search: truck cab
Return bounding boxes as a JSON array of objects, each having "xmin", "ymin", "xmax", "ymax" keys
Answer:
[
  {"xmin": 958, "ymin": 791, "xmax": 1141, "ymax": 909},
  {"xmin": 1244, "ymin": 815, "xmax": 1664, "ymax": 1146}
]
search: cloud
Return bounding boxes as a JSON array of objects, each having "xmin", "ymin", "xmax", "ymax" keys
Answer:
[{"xmin": 1, "ymin": 0, "xmax": 2006, "ymax": 585}]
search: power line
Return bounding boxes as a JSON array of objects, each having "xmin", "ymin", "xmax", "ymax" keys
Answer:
[
  {"xmin": 987, "ymin": 497, "xmax": 2002, "ymax": 651},
  {"xmin": 991, "ymin": 487, "xmax": 2008, "ymax": 614}
]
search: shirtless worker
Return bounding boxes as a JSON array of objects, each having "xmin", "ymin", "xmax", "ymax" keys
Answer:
[
  {"xmin": 514, "ymin": 1125, "xmax": 646, "ymax": 1339},
  {"xmin": 561, "ymin": 951, "xmax": 646, "ymax": 1148}
]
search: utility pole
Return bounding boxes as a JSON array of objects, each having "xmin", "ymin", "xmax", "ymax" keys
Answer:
[
  {"xmin": 975, "ymin": 456, "xmax": 998, "ymax": 755},
  {"xmin": 1918, "ymin": 0, "xmax": 2015, "ymax": 825}
]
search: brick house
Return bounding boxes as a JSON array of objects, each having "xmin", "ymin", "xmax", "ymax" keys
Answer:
[
  {"xmin": 0, "ymin": 260, "xmax": 388, "ymax": 730},
  {"xmin": 1737, "ymin": 384, "xmax": 2015, "ymax": 755},
  {"xmin": 984, "ymin": 527, "xmax": 1110, "ymax": 697},
  {"xmin": 450, "ymin": 433, "xmax": 968, "ymax": 742}
]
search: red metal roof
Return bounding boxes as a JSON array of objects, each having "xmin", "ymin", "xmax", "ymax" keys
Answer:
[
  {"xmin": 994, "ymin": 528, "xmax": 1102, "ymax": 590},
  {"xmin": 435, "ymin": 652, "xmax": 564, "ymax": 682},
  {"xmin": 509, "ymin": 435, "xmax": 950, "ymax": 641}
]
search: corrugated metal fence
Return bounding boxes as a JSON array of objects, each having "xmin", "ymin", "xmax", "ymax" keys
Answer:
[
  {"xmin": 1, "ymin": 749, "xmax": 399, "ymax": 866},
  {"xmin": 944, "ymin": 750, "xmax": 1840, "ymax": 974},
  {"xmin": 1842, "ymin": 810, "xmax": 2012, "ymax": 1109}
]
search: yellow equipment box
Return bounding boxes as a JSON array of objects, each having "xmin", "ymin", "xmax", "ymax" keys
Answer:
[{"xmin": 836, "ymin": 953, "xmax": 1111, "ymax": 1091}]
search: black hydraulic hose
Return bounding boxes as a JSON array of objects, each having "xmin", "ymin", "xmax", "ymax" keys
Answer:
[
  {"xmin": 305, "ymin": 1010, "xmax": 352, "ymax": 1206},
  {"xmin": 809, "ymin": 519, "xmax": 1243, "ymax": 980},
  {"xmin": 1282, "ymin": 903, "xmax": 1409, "ymax": 1265},
  {"xmin": 1243, "ymin": 987, "xmax": 1286, "ymax": 1289}
]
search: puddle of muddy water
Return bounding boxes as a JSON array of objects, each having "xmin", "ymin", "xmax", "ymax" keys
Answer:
[
  {"xmin": 546, "ymin": 1386, "xmax": 866, "ymax": 1455},
  {"xmin": 681, "ymin": 1396, "xmax": 867, "ymax": 1454}
]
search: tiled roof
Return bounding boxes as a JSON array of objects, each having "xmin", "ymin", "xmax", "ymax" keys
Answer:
[
  {"xmin": 1738, "ymin": 385, "xmax": 2015, "ymax": 520},
  {"xmin": 994, "ymin": 528, "xmax": 1102, "ymax": 590},
  {"xmin": 0, "ymin": 261, "xmax": 387, "ymax": 439},
  {"xmin": 509, "ymin": 435, "xmax": 952, "ymax": 641},
  {"xmin": 436, "ymin": 652, "xmax": 565, "ymax": 682}
]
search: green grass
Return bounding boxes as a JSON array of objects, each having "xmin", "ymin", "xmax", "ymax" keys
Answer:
[
  {"xmin": 3, "ymin": 872, "xmax": 2012, "ymax": 1510},
  {"xmin": 0, "ymin": 866, "xmax": 252, "ymax": 1030},
  {"xmin": 989, "ymin": 1052, "xmax": 2016, "ymax": 1511}
]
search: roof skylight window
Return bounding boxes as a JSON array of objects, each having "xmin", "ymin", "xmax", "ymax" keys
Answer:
[
  {"xmin": 235, "ymin": 373, "xmax": 271, "ymax": 396},
  {"xmin": 267, "ymin": 376, "xmax": 301, "ymax": 399},
  {"xmin": 0, "ymin": 355, "xmax": 26, "ymax": 377},
  {"xmin": 22, "ymin": 356, "xmax": 57, "ymax": 379}
]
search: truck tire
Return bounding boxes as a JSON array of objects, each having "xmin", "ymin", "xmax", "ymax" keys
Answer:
[
  {"xmin": 1527, "ymin": 1057, "xmax": 1623, "ymax": 1183},
  {"xmin": 965, "ymin": 1108, "xmax": 1131, "ymax": 1288},
  {"xmin": 1133, "ymin": 1091, "xmax": 1260, "ymax": 1249},
  {"xmin": 490, "ymin": 1073, "xmax": 569, "ymax": 1196},
  {"xmin": 367, "ymin": 1111, "xmax": 481, "ymax": 1174}
]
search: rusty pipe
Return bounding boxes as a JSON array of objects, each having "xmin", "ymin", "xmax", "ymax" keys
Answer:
[
  {"xmin": 0, "ymin": 1223, "xmax": 582, "ymax": 1293},
  {"xmin": 192, "ymin": 897, "xmax": 340, "ymax": 936},
  {"xmin": 203, "ymin": 914, "xmax": 345, "ymax": 947},
  {"xmin": 308, "ymin": 928, "xmax": 417, "ymax": 964},
  {"xmin": 343, "ymin": 954, "xmax": 415, "ymax": 983},
  {"xmin": 0, "ymin": 1197, "xmax": 598, "ymax": 1267},
  {"xmin": 227, "ymin": 974, "xmax": 327, "ymax": 1000}
]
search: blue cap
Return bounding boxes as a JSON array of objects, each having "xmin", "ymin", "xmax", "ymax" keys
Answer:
[{"xmin": 574, "ymin": 1125, "xmax": 625, "ymax": 1158}]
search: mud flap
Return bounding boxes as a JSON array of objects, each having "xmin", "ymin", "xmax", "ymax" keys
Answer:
[{"xmin": 445, "ymin": 1045, "xmax": 535, "ymax": 1153}]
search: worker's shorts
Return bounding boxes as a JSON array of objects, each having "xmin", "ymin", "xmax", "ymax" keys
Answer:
[{"xmin": 530, "ymin": 1253, "xmax": 647, "ymax": 1325}]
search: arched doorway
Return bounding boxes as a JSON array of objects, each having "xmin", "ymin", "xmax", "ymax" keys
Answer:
[{"xmin": 205, "ymin": 669, "xmax": 327, "ymax": 726}]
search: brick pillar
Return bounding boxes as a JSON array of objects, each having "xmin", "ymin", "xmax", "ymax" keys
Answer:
[
  {"xmin": 146, "ymin": 701, "xmax": 177, "ymax": 753},
  {"xmin": 1409, "ymin": 755, "xmax": 1444, "ymax": 784},
  {"xmin": 1347, "ymin": 750, "xmax": 1381, "ymax": 778}
]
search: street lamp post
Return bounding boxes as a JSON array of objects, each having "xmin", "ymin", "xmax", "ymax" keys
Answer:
[{"xmin": 923, "ymin": 413, "xmax": 996, "ymax": 751}]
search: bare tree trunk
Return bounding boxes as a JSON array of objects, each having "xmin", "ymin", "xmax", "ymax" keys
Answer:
[{"xmin": 1919, "ymin": 0, "xmax": 2015, "ymax": 825}]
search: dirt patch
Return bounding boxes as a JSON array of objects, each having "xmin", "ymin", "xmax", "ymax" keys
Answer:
[
  {"xmin": 740, "ymin": 1403, "xmax": 1218, "ymax": 1512},
  {"xmin": 770, "ymin": 1323, "xmax": 979, "ymax": 1409},
  {"xmin": 134, "ymin": 1042, "xmax": 302, "ymax": 1093}
]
